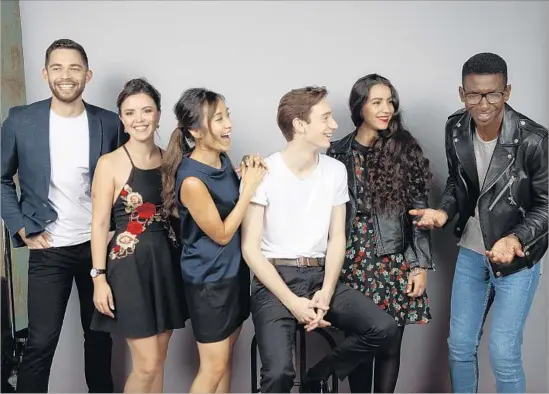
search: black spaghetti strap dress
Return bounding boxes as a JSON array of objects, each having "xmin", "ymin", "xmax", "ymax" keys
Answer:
[{"xmin": 91, "ymin": 146, "xmax": 188, "ymax": 338}]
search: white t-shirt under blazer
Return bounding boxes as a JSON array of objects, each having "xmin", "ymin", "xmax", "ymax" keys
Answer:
[{"xmin": 46, "ymin": 109, "xmax": 92, "ymax": 247}]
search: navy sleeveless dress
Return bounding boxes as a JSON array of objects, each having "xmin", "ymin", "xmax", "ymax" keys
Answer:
[
  {"xmin": 175, "ymin": 152, "xmax": 250, "ymax": 343},
  {"xmin": 91, "ymin": 146, "xmax": 188, "ymax": 338}
]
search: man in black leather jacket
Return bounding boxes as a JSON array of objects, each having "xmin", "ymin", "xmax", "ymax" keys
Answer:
[{"xmin": 411, "ymin": 52, "xmax": 547, "ymax": 393}]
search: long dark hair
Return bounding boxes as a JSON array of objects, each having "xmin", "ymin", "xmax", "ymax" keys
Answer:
[
  {"xmin": 161, "ymin": 88, "xmax": 224, "ymax": 216},
  {"xmin": 349, "ymin": 74, "xmax": 431, "ymax": 215}
]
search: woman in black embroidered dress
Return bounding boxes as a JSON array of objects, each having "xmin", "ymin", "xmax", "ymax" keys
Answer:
[
  {"xmin": 90, "ymin": 78, "xmax": 187, "ymax": 393},
  {"xmin": 327, "ymin": 74, "xmax": 433, "ymax": 393}
]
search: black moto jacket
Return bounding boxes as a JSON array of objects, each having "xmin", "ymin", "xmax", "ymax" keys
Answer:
[
  {"xmin": 327, "ymin": 131, "xmax": 433, "ymax": 269},
  {"xmin": 438, "ymin": 104, "xmax": 548, "ymax": 277}
]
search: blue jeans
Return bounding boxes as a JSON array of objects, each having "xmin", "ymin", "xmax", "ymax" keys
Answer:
[{"xmin": 448, "ymin": 247, "xmax": 540, "ymax": 393}]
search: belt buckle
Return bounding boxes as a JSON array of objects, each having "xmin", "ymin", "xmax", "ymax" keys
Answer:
[{"xmin": 297, "ymin": 257, "xmax": 311, "ymax": 267}]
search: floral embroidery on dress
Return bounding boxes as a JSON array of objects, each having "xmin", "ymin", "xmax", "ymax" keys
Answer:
[{"xmin": 109, "ymin": 185, "xmax": 178, "ymax": 260}]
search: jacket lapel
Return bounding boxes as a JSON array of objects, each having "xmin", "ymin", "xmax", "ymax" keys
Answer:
[
  {"xmin": 452, "ymin": 113, "xmax": 480, "ymax": 193},
  {"xmin": 330, "ymin": 131, "xmax": 357, "ymax": 200},
  {"xmin": 85, "ymin": 102, "xmax": 103, "ymax": 177},
  {"xmin": 480, "ymin": 144, "xmax": 513, "ymax": 194},
  {"xmin": 344, "ymin": 152, "xmax": 357, "ymax": 201},
  {"xmin": 31, "ymin": 99, "xmax": 52, "ymax": 197},
  {"xmin": 479, "ymin": 105, "xmax": 520, "ymax": 195}
]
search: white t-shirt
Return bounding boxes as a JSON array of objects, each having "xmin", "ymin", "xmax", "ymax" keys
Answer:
[
  {"xmin": 248, "ymin": 152, "xmax": 349, "ymax": 258},
  {"xmin": 46, "ymin": 109, "xmax": 92, "ymax": 247}
]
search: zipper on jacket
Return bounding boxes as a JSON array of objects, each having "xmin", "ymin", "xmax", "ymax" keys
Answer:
[
  {"xmin": 454, "ymin": 153, "xmax": 469, "ymax": 195},
  {"xmin": 479, "ymin": 158, "xmax": 515, "ymax": 202},
  {"xmin": 452, "ymin": 138, "xmax": 469, "ymax": 196},
  {"xmin": 458, "ymin": 171, "xmax": 469, "ymax": 195},
  {"xmin": 488, "ymin": 174, "xmax": 517, "ymax": 211},
  {"xmin": 524, "ymin": 230, "xmax": 549, "ymax": 252}
]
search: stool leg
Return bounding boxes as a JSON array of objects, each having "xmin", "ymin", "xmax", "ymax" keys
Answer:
[
  {"xmin": 316, "ymin": 328, "xmax": 339, "ymax": 393},
  {"xmin": 299, "ymin": 327, "xmax": 307, "ymax": 392}
]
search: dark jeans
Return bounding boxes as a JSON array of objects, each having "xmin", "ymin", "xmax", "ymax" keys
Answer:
[
  {"xmin": 16, "ymin": 242, "xmax": 113, "ymax": 393},
  {"xmin": 251, "ymin": 266, "xmax": 399, "ymax": 393}
]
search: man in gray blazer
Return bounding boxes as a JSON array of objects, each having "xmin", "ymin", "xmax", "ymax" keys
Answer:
[{"xmin": 1, "ymin": 39, "xmax": 127, "ymax": 392}]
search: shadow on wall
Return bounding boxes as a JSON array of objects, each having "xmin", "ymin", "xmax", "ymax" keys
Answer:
[{"xmin": 406, "ymin": 103, "xmax": 459, "ymax": 393}]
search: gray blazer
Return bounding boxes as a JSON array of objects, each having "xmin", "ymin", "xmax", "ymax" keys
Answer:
[{"xmin": 1, "ymin": 98, "xmax": 128, "ymax": 247}]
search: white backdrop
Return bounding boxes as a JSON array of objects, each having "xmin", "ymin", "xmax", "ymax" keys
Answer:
[{"xmin": 18, "ymin": 1, "xmax": 548, "ymax": 392}]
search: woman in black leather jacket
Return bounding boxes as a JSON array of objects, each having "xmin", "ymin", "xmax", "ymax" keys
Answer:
[{"xmin": 327, "ymin": 74, "xmax": 433, "ymax": 393}]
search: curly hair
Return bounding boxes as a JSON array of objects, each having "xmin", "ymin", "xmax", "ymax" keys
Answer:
[
  {"xmin": 349, "ymin": 74, "xmax": 432, "ymax": 215},
  {"xmin": 462, "ymin": 52, "xmax": 507, "ymax": 86}
]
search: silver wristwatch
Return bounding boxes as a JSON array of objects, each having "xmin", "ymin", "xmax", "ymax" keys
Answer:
[{"xmin": 90, "ymin": 268, "xmax": 107, "ymax": 278}]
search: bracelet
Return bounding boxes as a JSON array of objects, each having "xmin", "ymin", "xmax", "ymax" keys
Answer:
[{"xmin": 410, "ymin": 267, "xmax": 427, "ymax": 276}]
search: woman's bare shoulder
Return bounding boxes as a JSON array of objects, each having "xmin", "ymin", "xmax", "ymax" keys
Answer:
[{"xmin": 96, "ymin": 147, "xmax": 132, "ymax": 173}]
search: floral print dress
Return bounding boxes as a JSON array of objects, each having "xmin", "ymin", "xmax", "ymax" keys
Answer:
[
  {"xmin": 341, "ymin": 140, "xmax": 431, "ymax": 326},
  {"xmin": 91, "ymin": 146, "xmax": 188, "ymax": 338}
]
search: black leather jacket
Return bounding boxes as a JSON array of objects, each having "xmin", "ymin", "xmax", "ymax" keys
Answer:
[
  {"xmin": 438, "ymin": 104, "xmax": 548, "ymax": 277},
  {"xmin": 327, "ymin": 131, "xmax": 433, "ymax": 269}
]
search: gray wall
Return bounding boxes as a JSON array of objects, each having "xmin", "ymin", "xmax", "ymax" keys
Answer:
[{"xmin": 18, "ymin": 1, "xmax": 548, "ymax": 392}]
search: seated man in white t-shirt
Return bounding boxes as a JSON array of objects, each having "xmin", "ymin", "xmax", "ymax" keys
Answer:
[{"xmin": 241, "ymin": 86, "xmax": 399, "ymax": 393}]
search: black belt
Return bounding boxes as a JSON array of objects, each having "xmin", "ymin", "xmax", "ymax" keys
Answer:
[{"xmin": 268, "ymin": 257, "xmax": 325, "ymax": 267}]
